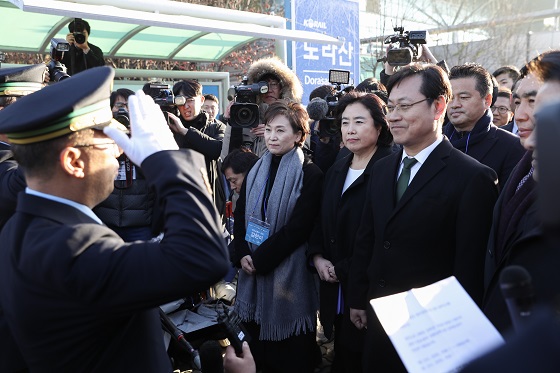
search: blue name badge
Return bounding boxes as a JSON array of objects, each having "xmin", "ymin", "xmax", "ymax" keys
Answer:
[{"xmin": 245, "ymin": 217, "xmax": 270, "ymax": 246}]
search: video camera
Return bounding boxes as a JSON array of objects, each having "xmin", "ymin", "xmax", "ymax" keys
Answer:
[
  {"xmin": 72, "ymin": 18, "xmax": 87, "ymax": 45},
  {"xmin": 382, "ymin": 27, "xmax": 427, "ymax": 66},
  {"xmin": 47, "ymin": 38, "xmax": 71, "ymax": 82},
  {"xmin": 307, "ymin": 69, "xmax": 353, "ymax": 138},
  {"xmin": 228, "ymin": 77, "xmax": 269, "ymax": 128},
  {"xmin": 144, "ymin": 82, "xmax": 186, "ymax": 114}
]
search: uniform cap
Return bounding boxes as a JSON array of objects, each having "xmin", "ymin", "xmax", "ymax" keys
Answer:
[
  {"xmin": 0, "ymin": 64, "xmax": 46, "ymax": 97},
  {"xmin": 0, "ymin": 66, "xmax": 127, "ymax": 144}
]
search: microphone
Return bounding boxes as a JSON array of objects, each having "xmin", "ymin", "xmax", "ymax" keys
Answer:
[
  {"xmin": 499, "ymin": 265, "xmax": 535, "ymax": 333},
  {"xmin": 307, "ymin": 97, "xmax": 328, "ymax": 121},
  {"xmin": 199, "ymin": 340, "xmax": 224, "ymax": 373},
  {"xmin": 159, "ymin": 308, "xmax": 201, "ymax": 370}
]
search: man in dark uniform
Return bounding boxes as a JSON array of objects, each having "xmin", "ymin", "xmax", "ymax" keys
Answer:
[
  {"xmin": 0, "ymin": 63, "xmax": 48, "ymax": 227},
  {"xmin": 348, "ymin": 63, "xmax": 498, "ymax": 372},
  {"xmin": 0, "ymin": 66, "xmax": 229, "ymax": 372},
  {"xmin": 0, "ymin": 63, "xmax": 48, "ymax": 373}
]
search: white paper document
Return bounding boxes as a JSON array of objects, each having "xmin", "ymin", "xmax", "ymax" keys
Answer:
[{"xmin": 370, "ymin": 276, "xmax": 504, "ymax": 373}]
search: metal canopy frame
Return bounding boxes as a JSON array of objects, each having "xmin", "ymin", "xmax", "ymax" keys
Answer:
[{"xmin": 1, "ymin": 0, "xmax": 343, "ymax": 64}]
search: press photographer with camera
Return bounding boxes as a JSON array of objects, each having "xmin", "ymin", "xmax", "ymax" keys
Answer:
[
  {"xmin": 166, "ymin": 79, "xmax": 227, "ymax": 216},
  {"xmin": 379, "ymin": 27, "xmax": 448, "ymax": 86},
  {"xmin": 92, "ymin": 88, "xmax": 162, "ymax": 242},
  {"xmin": 62, "ymin": 18, "xmax": 105, "ymax": 76},
  {"xmin": 224, "ymin": 57, "xmax": 303, "ymax": 158}
]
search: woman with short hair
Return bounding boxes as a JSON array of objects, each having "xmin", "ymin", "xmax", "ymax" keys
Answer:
[
  {"xmin": 308, "ymin": 91, "xmax": 395, "ymax": 372},
  {"xmin": 233, "ymin": 100, "xmax": 323, "ymax": 373}
]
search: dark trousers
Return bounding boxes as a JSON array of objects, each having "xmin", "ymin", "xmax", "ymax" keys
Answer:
[
  {"xmin": 330, "ymin": 314, "xmax": 364, "ymax": 373},
  {"xmin": 244, "ymin": 321, "xmax": 318, "ymax": 373}
]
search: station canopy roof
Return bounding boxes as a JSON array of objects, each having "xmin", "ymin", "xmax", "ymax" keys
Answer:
[{"xmin": 0, "ymin": 0, "xmax": 342, "ymax": 63}]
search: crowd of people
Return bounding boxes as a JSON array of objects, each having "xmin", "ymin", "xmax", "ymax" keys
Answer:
[{"xmin": 1, "ymin": 18, "xmax": 560, "ymax": 373}]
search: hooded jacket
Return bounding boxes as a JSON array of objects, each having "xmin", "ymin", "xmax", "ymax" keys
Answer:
[
  {"xmin": 246, "ymin": 56, "xmax": 303, "ymax": 104},
  {"xmin": 227, "ymin": 57, "xmax": 304, "ymax": 157}
]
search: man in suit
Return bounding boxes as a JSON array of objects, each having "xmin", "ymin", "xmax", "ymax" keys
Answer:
[
  {"xmin": 444, "ymin": 63, "xmax": 525, "ymax": 189},
  {"xmin": 0, "ymin": 66, "xmax": 229, "ymax": 372},
  {"xmin": 483, "ymin": 50, "xmax": 560, "ymax": 335},
  {"xmin": 348, "ymin": 63, "xmax": 499, "ymax": 372}
]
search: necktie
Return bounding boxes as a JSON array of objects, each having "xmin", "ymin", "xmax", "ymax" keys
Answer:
[{"xmin": 396, "ymin": 157, "xmax": 418, "ymax": 202}]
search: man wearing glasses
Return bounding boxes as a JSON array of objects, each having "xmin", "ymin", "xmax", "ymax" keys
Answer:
[
  {"xmin": 491, "ymin": 88, "xmax": 515, "ymax": 128},
  {"xmin": 348, "ymin": 63, "xmax": 499, "ymax": 372},
  {"xmin": 444, "ymin": 63, "xmax": 525, "ymax": 190},
  {"xmin": 0, "ymin": 66, "xmax": 229, "ymax": 371},
  {"xmin": 168, "ymin": 79, "xmax": 226, "ymax": 218}
]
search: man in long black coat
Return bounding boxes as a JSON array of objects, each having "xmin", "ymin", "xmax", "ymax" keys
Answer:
[
  {"xmin": 0, "ymin": 67, "xmax": 229, "ymax": 372},
  {"xmin": 444, "ymin": 63, "xmax": 525, "ymax": 190},
  {"xmin": 348, "ymin": 64, "xmax": 498, "ymax": 372},
  {"xmin": 484, "ymin": 51, "xmax": 560, "ymax": 336}
]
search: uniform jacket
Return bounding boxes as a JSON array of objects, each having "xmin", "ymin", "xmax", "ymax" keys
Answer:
[
  {"xmin": 348, "ymin": 139, "xmax": 498, "ymax": 372},
  {"xmin": 307, "ymin": 146, "xmax": 394, "ymax": 343},
  {"xmin": 0, "ymin": 151, "xmax": 229, "ymax": 373},
  {"xmin": 443, "ymin": 110, "xmax": 525, "ymax": 189},
  {"xmin": 0, "ymin": 148, "xmax": 26, "ymax": 229}
]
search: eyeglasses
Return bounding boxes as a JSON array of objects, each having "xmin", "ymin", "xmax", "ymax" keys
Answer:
[
  {"xmin": 267, "ymin": 81, "xmax": 281, "ymax": 89},
  {"xmin": 386, "ymin": 98, "xmax": 430, "ymax": 114},
  {"xmin": 490, "ymin": 106, "xmax": 511, "ymax": 115},
  {"xmin": 175, "ymin": 96, "xmax": 197, "ymax": 106},
  {"xmin": 74, "ymin": 142, "xmax": 122, "ymax": 156},
  {"xmin": 114, "ymin": 102, "xmax": 128, "ymax": 109}
]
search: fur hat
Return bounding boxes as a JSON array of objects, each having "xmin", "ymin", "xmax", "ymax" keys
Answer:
[{"xmin": 246, "ymin": 57, "xmax": 303, "ymax": 104}]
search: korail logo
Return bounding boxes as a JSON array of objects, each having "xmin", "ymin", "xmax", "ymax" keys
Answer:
[{"xmin": 303, "ymin": 18, "xmax": 327, "ymax": 30}]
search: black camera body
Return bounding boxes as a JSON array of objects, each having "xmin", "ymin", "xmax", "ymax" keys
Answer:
[
  {"xmin": 113, "ymin": 107, "xmax": 129, "ymax": 128},
  {"xmin": 73, "ymin": 18, "xmax": 87, "ymax": 45},
  {"xmin": 228, "ymin": 77, "xmax": 269, "ymax": 128},
  {"xmin": 384, "ymin": 27, "xmax": 427, "ymax": 66},
  {"xmin": 319, "ymin": 69, "xmax": 353, "ymax": 138},
  {"xmin": 48, "ymin": 38, "xmax": 71, "ymax": 82},
  {"xmin": 145, "ymin": 83, "xmax": 185, "ymax": 115}
]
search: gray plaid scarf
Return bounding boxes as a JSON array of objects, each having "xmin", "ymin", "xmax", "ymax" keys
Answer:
[{"xmin": 235, "ymin": 147, "xmax": 318, "ymax": 341}]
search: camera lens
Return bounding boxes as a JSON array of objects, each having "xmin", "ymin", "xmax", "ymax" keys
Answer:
[
  {"xmin": 237, "ymin": 107, "xmax": 255, "ymax": 125},
  {"xmin": 230, "ymin": 103, "xmax": 259, "ymax": 128},
  {"xmin": 73, "ymin": 33, "xmax": 86, "ymax": 44}
]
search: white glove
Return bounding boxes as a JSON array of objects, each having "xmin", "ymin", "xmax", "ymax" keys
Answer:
[{"xmin": 104, "ymin": 90, "xmax": 179, "ymax": 165}]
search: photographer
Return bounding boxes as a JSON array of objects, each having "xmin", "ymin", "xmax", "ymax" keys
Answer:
[
  {"xmin": 225, "ymin": 57, "xmax": 303, "ymax": 158},
  {"xmin": 62, "ymin": 18, "xmax": 105, "ymax": 76},
  {"xmin": 380, "ymin": 30, "xmax": 448, "ymax": 86},
  {"xmin": 307, "ymin": 84, "xmax": 343, "ymax": 173},
  {"xmin": 92, "ymin": 88, "xmax": 161, "ymax": 241},
  {"xmin": 167, "ymin": 79, "xmax": 226, "ymax": 216}
]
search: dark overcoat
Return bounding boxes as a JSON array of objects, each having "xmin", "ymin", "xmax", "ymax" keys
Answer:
[
  {"xmin": 348, "ymin": 139, "xmax": 498, "ymax": 372},
  {"xmin": 0, "ymin": 151, "xmax": 229, "ymax": 372}
]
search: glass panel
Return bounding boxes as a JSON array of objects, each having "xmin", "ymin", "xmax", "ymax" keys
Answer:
[
  {"xmin": 118, "ymin": 27, "xmax": 201, "ymax": 60},
  {"xmin": 178, "ymin": 33, "xmax": 254, "ymax": 61}
]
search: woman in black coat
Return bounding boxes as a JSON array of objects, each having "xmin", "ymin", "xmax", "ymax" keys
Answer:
[
  {"xmin": 308, "ymin": 91, "xmax": 394, "ymax": 373},
  {"xmin": 233, "ymin": 101, "xmax": 323, "ymax": 373}
]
